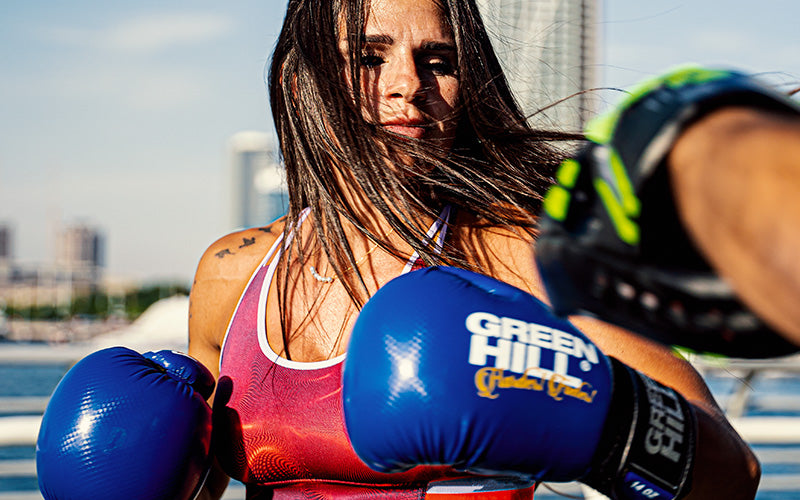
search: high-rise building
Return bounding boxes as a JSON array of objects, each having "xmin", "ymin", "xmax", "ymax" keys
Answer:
[
  {"xmin": 229, "ymin": 131, "xmax": 289, "ymax": 229},
  {"xmin": 57, "ymin": 225, "xmax": 103, "ymax": 269},
  {"xmin": 0, "ymin": 222, "xmax": 107, "ymax": 308},
  {"xmin": 477, "ymin": 0, "xmax": 599, "ymax": 131},
  {"xmin": 0, "ymin": 225, "xmax": 10, "ymax": 262},
  {"xmin": 0, "ymin": 225, "xmax": 11, "ymax": 286},
  {"xmin": 56, "ymin": 224, "xmax": 104, "ymax": 295}
]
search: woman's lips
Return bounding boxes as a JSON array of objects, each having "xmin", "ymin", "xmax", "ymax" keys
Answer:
[{"xmin": 383, "ymin": 123, "xmax": 428, "ymax": 139}]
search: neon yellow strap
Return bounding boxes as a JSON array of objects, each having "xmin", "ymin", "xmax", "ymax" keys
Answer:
[
  {"xmin": 544, "ymin": 159, "xmax": 583, "ymax": 222},
  {"xmin": 594, "ymin": 177, "xmax": 640, "ymax": 245},
  {"xmin": 585, "ymin": 64, "xmax": 732, "ymax": 144},
  {"xmin": 543, "ymin": 185, "xmax": 571, "ymax": 222},
  {"xmin": 608, "ymin": 148, "xmax": 640, "ymax": 218}
]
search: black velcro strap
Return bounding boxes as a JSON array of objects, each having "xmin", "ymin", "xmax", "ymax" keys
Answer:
[
  {"xmin": 620, "ymin": 363, "xmax": 696, "ymax": 499},
  {"xmin": 586, "ymin": 358, "xmax": 695, "ymax": 500}
]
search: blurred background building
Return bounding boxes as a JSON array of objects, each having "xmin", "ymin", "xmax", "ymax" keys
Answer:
[
  {"xmin": 0, "ymin": 225, "xmax": 11, "ymax": 288},
  {"xmin": 0, "ymin": 223, "xmax": 104, "ymax": 309},
  {"xmin": 477, "ymin": 0, "xmax": 599, "ymax": 131},
  {"xmin": 229, "ymin": 131, "xmax": 288, "ymax": 230},
  {"xmin": 0, "ymin": 226, "xmax": 10, "ymax": 263},
  {"xmin": 56, "ymin": 224, "xmax": 104, "ymax": 296}
]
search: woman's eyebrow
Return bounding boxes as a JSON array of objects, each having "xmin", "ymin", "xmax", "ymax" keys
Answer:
[
  {"xmin": 360, "ymin": 36, "xmax": 455, "ymax": 52},
  {"xmin": 363, "ymin": 34, "xmax": 393, "ymax": 45},
  {"xmin": 420, "ymin": 41, "xmax": 456, "ymax": 52}
]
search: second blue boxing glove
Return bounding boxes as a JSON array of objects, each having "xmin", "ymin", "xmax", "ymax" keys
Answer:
[
  {"xmin": 343, "ymin": 267, "xmax": 696, "ymax": 500},
  {"xmin": 36, "ymin": 347, "xmax": 214, "ymax": 500}
]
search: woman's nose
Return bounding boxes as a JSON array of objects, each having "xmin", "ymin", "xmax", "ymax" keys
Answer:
[{"xmin": 384, "ymin": 59, "xmax": 423, "ymax": 103}]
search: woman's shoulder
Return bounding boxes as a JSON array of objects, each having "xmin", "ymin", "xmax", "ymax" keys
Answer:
[
  {"xmin": 189, "ymin": 218, "xmax": 287, "ymax": 348},
  {"xmin": 195, "ymin": 217, "xmax": 287, "ymax": 280}
]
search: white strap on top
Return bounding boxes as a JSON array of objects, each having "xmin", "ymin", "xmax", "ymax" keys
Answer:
[
  {"xmin": 402, "ymin": 205, "xmax": 451, "ymax": 273},
  {"xmin": 256, "ymin": 209, "xmax": 342, "ymax": 369},
  {"xmin": 255, "ymin": 206, "xmax": 451, "ymax": 369}
]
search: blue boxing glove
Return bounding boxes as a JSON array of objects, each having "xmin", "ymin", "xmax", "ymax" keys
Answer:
[
  {"xmin": 36, "ymin": 347, "xmax": 214, "ymax": 500},
  {"xmin": 343, "ymin": 267, "xmax": 695, "ymax": 500}
]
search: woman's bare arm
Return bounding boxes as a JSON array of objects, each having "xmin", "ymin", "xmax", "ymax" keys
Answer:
[{"xmin": 188, "ymin": 225, "xmax": 283, "ymax": 500}]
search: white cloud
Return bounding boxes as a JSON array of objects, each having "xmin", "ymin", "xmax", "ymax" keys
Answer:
[
  {"xmin": 17, "ymin": 12, "xmax": 236, "ymax": 111},
  {"xmin": 105, "ymin": 13, "xmax": 234, "ymax": 53},
  {"xmin": 84, "ymin": 67, "xmax": 213, "ymax": 111},
  {"xmin": 1, "ymin": 64, "xmax": 214, "ymax": 112},
  {"xmin": 37, "ymin": 12, "xmax": 234, "ymax": 54},
  {"xmin": 38, "ymin": 25, "xmax": 91, "ymax": 47}
]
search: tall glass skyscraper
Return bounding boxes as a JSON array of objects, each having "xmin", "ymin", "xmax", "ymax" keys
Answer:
[
  {"xmin": 477, "ymin": 0, "xmax": 599, "ymax": 132},
  {"xmin": 229, "ymin": 131, "xmax": 289, "ymax": 230}
]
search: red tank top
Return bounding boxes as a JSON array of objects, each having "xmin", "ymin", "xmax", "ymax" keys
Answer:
[{"xmin": 215, "ymin": 209, "xmax": 536, "ymax": 499}]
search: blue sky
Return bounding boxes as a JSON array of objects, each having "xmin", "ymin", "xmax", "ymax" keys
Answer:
[{"xmin": 1, "ymin": 1, "xmax": 798, "ymax": 285}]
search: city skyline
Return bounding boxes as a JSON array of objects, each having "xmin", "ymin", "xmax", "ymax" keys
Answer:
[{"xmin": 2, "ymin": 0, "xmax": 799, "ymax": 285}]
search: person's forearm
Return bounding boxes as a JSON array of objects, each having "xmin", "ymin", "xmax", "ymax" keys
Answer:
[
  {"xmin": 683, "ymin": 404, "xmax": 760, "ymax": 499},
  {"xmin": 669, "ymin": 106, "xmax": 800, "ymax": 346}
]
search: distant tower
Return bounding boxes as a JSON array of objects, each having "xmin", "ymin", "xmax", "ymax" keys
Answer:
[
  {"xmin": 56, "ymin": 224, "xmax": 104, "ymax": 294},
  {"xmin": 0, "ymin": 225, "xmax": 10, "ymax": 262},
  {"xmin": 0, "ymin": 225, "xmax": 11, "ymax": 285},
  {"xmin": 229, "ymin": 131, "xmax": 288, "ymax": 229},
  {"xmin": 477, "ymin": 0, "xmax": 599, "ymax": 131}
]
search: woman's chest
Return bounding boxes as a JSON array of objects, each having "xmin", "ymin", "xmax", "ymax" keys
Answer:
[{"xmin": 217, "ymin": 328, "xmax": 457, "ymax": 489}]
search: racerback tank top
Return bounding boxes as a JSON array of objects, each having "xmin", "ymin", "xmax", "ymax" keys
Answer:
[{"xmin": 215, "ymin": 208, "xmax": 535, "ymax": 499}]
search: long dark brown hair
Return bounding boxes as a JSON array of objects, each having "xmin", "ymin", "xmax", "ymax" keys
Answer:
[{"xmin": 268, "ymin": 0, "xmax": 579, "ymax": 357}]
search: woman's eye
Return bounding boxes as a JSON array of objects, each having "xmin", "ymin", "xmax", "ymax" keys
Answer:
[
  {"xmin": 360, "ymin": 54, "xmax": 384, "ymax": 69},
  {"xmin": 422, "ymin": 58, "xmax": 456, "ymax": 76}
]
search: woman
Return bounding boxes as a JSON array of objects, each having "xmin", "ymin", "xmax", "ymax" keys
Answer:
[{"xmin": 189, "ymin": 0, "xmax": 759, "ymax": 498}]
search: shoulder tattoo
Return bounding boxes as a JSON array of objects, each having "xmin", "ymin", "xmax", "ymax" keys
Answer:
[{"xmin": 215, "ymin": 248, "xmax": 234, "ymax": 259}]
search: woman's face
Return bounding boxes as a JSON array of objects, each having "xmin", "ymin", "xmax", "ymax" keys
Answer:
[{"xmin": 344, "ymin": 0, "xmax": 461, "ymax": 151}]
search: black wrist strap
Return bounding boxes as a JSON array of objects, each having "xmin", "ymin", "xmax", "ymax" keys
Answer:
[{"xmin": 585, "ymin": 358, "xmax": 696, "ymax": 500}]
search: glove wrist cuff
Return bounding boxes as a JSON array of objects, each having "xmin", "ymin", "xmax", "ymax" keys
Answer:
[{"xmin": 585, "ymin": 358, "xmax": 696, "ymax": 500}]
